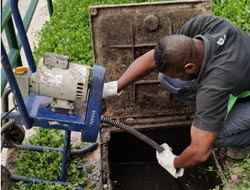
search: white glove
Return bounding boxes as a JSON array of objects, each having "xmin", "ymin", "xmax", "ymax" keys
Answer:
[
  {"xmin": 156, "ymin": 143, "xmax": 184, "ymax": 178},
  {"xmin": 103, "ymin": 81, "xmax": 123, "ymax": 99}
]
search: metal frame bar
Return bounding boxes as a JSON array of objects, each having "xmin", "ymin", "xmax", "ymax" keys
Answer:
[
  {"xmin": 47, "ymin": 0, "xmax": 54, "ymax": 16},
  {"xmin": 1, "ymin": 1, "xmax": 104, "ymax": 188},
  {"xmin": 1, "ymin": 0, "xmax": 54, "ymax": 94},
  {"xmin": 1, "ymin": 42, "xmax": 33, "ymax": 129},
  {"xmin": 11, "ymin": 175, "xmax": 83, "ymax": 190},
  {"xmin": 10, "ymin": 0, "xmax": 37, "ymax": 72},
  {"xmin": 1, "ymin": 43, "xmax": 104, "ymax": 188}
]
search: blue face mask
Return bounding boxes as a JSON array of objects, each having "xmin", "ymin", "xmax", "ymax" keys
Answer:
[{"xmin": 158, "ymin": 73, "xmax": 197, "ymax": 105}]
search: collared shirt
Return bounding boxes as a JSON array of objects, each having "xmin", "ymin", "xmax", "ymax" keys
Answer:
[{"xmin": 176, "ymin": 15, "xmax": 250, "ymax": 132}]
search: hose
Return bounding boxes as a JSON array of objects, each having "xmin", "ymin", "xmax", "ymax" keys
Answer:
[
  {"xmin": 101, "ymin": 117, "xmax": 164, "ymax": 153},
  {"xmin": 1, "ymin": 120, "xmax": 16, "ymax": 135}
]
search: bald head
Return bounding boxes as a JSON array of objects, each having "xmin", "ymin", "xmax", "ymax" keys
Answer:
[{"xmin": 154, "ymin": 35, "xmax": 196, "ymax": 73}]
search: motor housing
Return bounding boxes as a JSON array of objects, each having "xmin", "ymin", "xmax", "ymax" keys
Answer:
[{"xmin": 16, "ymin": 53, "xmax": 91, "ymax": 112}]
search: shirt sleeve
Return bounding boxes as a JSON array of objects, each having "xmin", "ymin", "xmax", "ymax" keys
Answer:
[
  {"xmin": 193, "ymin": 87, "xmax": 230, "ymax": 132},
  {"xmin": 176, "ymin": 14, "xmax": 222, "ymax": 37}
]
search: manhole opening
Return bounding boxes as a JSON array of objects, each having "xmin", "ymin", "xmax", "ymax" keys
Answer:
[{"xmin": 108, "ymin": 126, "xmax": 222, "ymax": 190}]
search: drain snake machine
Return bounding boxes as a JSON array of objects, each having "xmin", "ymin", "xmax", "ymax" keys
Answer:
[{"xmin": 1, "ymin": 0, "xmax": 164, "ymax": 189}]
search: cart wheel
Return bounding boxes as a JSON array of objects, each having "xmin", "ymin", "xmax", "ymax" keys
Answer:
[
  {"xmin": 7, "ymin": 125, "xmax": 25, "ymax": 144},
  {"xmin": 1, "ymin": 165, "xmax": 11, "ymax": 190}
]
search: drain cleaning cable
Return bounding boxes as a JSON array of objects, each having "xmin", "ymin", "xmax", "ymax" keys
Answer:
[
  {"xmin": 101, "ymin": 117, "xmax": 164, "ymax": 153},
  {"xmin": 101, "ymin": 117, "xmax": 189, "ymax": 189}
]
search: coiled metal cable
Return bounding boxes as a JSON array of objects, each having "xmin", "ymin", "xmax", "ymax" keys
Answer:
[{"xmin": 101, "ymin": 117, "xmax": 164, "ymax": 153}]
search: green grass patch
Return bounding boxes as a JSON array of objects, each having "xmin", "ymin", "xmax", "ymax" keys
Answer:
[
  {"xmin": 212, "ymin": 0, "xmax": 250, "ymax": 32},
  {"xmin": 33, "ymin": 0, "xmax": 250, "ymax": 66},
  {"xmin": 12, "ymin": 129, "xmax": 89, "ymax": 190},
  {"xmin": 33, "ymin": 0, "xmax": 166, "ymax": 65}
]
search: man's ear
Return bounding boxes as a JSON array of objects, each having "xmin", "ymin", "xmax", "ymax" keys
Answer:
[{"xmin": 184, "ymin": 63, "xmax": 196, "ymax": 74}]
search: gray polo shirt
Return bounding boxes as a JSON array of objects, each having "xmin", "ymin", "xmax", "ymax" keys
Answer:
[{"xmin": 176, "ymin": 15, "xmax": 250, "ymax": 132}]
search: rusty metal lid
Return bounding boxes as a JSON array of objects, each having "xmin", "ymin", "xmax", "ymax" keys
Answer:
[{"xmin": 90, "ymin": 0, "xmax": 211, "ymax": 125}]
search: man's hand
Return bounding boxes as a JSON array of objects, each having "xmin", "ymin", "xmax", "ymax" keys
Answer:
[
  {"xmin": 103, "ymin": 81, "xmax": 123, "ymax": 99},
  {"xmin": 156, "ymin": 143, "xmax": 184, "ymax": 178}
]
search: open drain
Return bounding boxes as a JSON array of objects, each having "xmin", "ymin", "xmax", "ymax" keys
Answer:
[
  {"xmin": 107, "ymin": 126, "xmax": 222, "ymax": 190},
  {"xmin": 90, "ymin": 2, "xmax": 215, "ymax": 189}
]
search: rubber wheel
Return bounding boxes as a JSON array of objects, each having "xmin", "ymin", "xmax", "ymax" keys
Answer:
[
  {"xmin": 1, "ymin": 165, "xmax": 11, "ymax": 190},
  {"xmin": 6, "ymin": 125, "xmax": 25, "ymax": 144}
]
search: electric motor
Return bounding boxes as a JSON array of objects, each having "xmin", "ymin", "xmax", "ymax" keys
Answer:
[{"xmin": 15, "ymin": 53, "xmax": 92, "ymax": 112}]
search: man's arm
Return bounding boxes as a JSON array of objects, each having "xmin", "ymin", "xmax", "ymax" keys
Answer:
[
  {"xmin": 117, "ymin": 49, "xmax": 155, "ymax": 92},
  {"xmin": 174, "ymin": 124, "xmax": 218, "ymax": 168},
  {"xmin": 103, "ymin": 49, "xmax": 155, "ymax": 99}
]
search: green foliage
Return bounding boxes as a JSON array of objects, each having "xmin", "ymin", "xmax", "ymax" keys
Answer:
[
  {"xmin": 34, "ymin": 0, "xmax": 250, "ymax": 67},
  {"xmin": 33, "ymin": 0, "xmax": 166, "ymax": 66},
  {"xmin": 208, "ymin": 155, "xmax": 250, "ymax": 190},
  {"xmin": 12, "ymin": 128, "xmax": 88, "ymax": 190},
  {"xmin": 28, "ymin": 128, "xmax": 64, "ymax": 147},
  {"xmin": 33, "ymin": 0, "xmax": 92, "ymax": 65},
  {"xmin": 12, "ymin": 181, "xmax": 76, "ymax": 190},
  {"xmin": 212, "ymin": 0, "xmax": 250, "ymax": 32},
  {"xmin": 227, "ymin": 155, "xmax": 250, "ymax": 190}
]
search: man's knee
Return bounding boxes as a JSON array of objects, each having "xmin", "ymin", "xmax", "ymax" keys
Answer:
[{"xmin": 214, "ymin": 128, "xmax": 250, "ymax": 147}]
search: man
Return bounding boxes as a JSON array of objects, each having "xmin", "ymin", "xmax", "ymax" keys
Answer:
[{"xmin": 103, "ymin": 15, "xmax": 250, "ymax": 178}]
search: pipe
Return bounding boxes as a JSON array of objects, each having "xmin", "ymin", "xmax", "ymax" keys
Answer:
[
  {"xmin": 11, "ymin": 175, "xmax": 83, "ymax": 190},
  {"xmin": 1, "ymin": 120, "xmax": 16, "ymax": 150},
  {"xmin": 70, "ymin": 143, "xmax": 98, "ymax": 156},
  {"xmin": 1, "ymin": 87, "xmax": 12, "ymax": 124},
  {"xmin": 10, "ymin": 0, "xmax": 36, "ymax": 72},
  {"xmin": 60, "ymin": 130, "xmax": 71, "ymax": 181},
  {"xmin": 1, "ymin": 120, "xmax": 16, "ymax": 135},
  {"xmin": 1, "ymin": 42, "xmax": 33, "ymax": 129}
]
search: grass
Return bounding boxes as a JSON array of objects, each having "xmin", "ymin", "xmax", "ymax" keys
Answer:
[
  {"xmin": 12, "ymin": 0, "xmax": 250, "ymax": 189},
  {"xmin": 12, "ymin": 129, "xmax": 90, "ymax": 190},
  {"xmin": 32, "ymin": 0, "xmax": 250, "ymax": 66},
  {"xmin": 212, "ymin": 0, "xmax": 250, "ymax": 32},
  {"xmin": 33, "ymin": 0, "xmax": 167, "ymax": 65}
]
